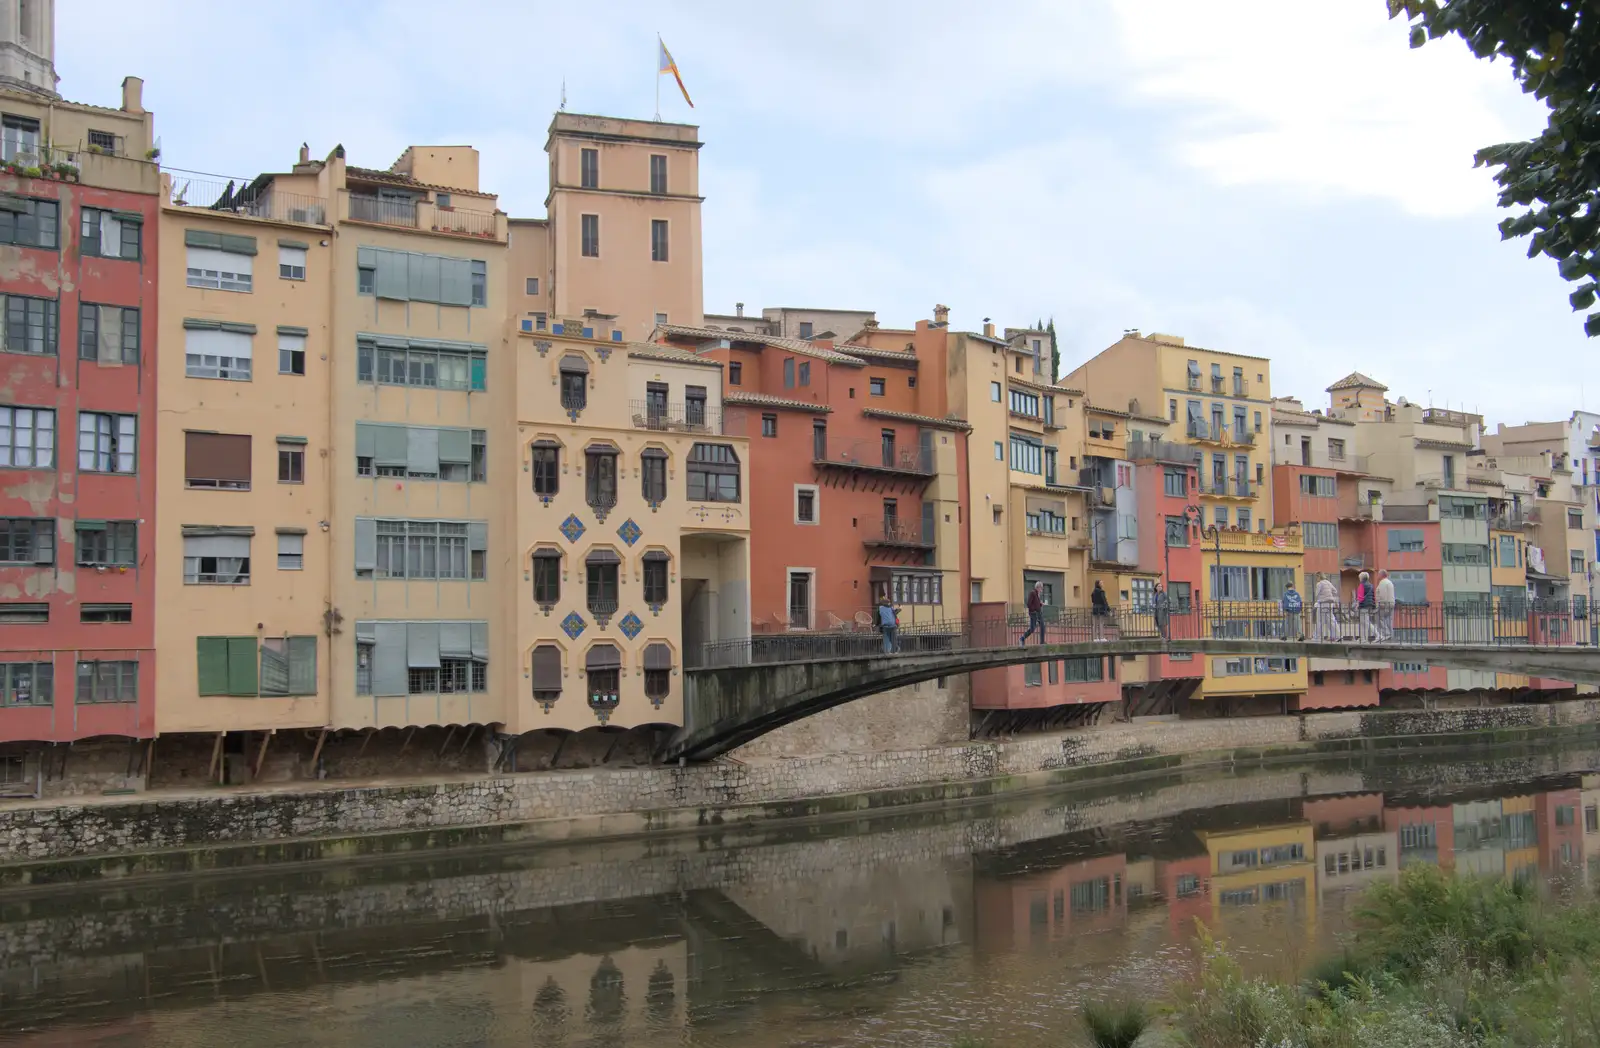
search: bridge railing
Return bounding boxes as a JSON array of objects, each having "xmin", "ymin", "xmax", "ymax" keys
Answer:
[{"xmin": 686, "ymin": 598, "xmax": 1592, "ymax": 668}]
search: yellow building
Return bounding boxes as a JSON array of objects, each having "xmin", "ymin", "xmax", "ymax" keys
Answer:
[
  {"xmin": 946, "ymin": 323, "xmax": 1088, "ymax": 608},
  {"xmin": 1197, "ymin": 821, "xmax": 1316, "ymax": 935},
  {"xmin": 1065, "ymin": 333, "xmax": 1304, "ymax": 703}
]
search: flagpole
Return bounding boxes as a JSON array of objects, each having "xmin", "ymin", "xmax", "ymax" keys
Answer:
[{"xmin": 654, "ymin": 33, "xmax": 661, "ymax": 121}]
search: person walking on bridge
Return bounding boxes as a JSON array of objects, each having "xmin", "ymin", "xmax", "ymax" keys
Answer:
[
  {"xmin": 1020, "ymin": 581, "xmax": 1046, "ymax": 645},
  {"xmin": 1091, "ymin": 580, "xmax": 1111, "ymax": 641},
  {"xmin": 1376, "ymin": 569, "xmax": 1396, "ymax": 642},
  {"xmin": 1280, "ymin": 579, "xmax": 1304, "ymax": 641},
  {"xmin": 1153, "ymin": 583, "xmax": 1171, "ymax": 641},
  {"xmin": 1313, "ymin": 574, "xmax": 1338, "ymax": 641},
  {"xmin": 877, "ymin": 594, "xmax": 900, "ymax": 654},
  {"xmin": 1355, "ymin": 571, "xmax": 1377, "ymax": 642}
]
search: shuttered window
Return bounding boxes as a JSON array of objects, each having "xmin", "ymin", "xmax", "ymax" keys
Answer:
[
  {"xmin": 1, "ymin": 293, "xmax": 57, "ymax": 355},
  {"xmin": 197, "ymin": 636, "xmax": 259, "ymax": 696},
  {"xmin": 260, "ymin": 636, "xmax": 317, "ymax": 696},
  {"xmin": 354, "ymin": 246, "xmax": 481, "ymax": 306},
  {"xmin": 0, "ymin": 194, "xmax": 57, "ymax": 248},
  {"xmin": 531, "ymin": 644, "xmax": 562, "ymax": 706},
  {"xmin": 185, "ymin": 431, "xmax": 252, "ymax": 489},
  {"xmin": 78, "ymin": 304, "xmax": 139, "ymax": 364},
  {"xmin": 355, "ymin": 621, "xmax": 488, "ymax": 697}
]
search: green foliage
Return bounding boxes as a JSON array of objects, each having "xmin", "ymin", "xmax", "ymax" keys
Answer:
[
  {"xmin": 1388, "ymin": 0, "xmax": 1600, "ymax": 336},
  {"xmin": 1033, "ymin": 317, "xmax": 1061, "ymax": 379},
  {"xmin": 1082, "ymin": 998, "xmax": 1150, "ymax": 1048}
]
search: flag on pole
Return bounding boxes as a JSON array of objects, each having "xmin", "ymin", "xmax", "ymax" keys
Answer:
[{"xmin": 659, "ymin": 38, "xmax": 694, "ymax": 108}]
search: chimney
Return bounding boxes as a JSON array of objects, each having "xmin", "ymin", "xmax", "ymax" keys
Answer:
[
  {"xmin": 735, "ymin": 302, "xmax": 744, "ymax": 318},
  {"xmin": 983, "ymin": 321, "xmax": 996, "ymax": 338},
  {"xmin": 299, "ymin": 142, "xmax": 310, "ymax": 164},
  {"xmin": 121, "ymin": 76, "xmax": 144, "ymax": 114},
  {"xmin": 932, "ymin": 304, "xmax": 949, "ymax": 327}
]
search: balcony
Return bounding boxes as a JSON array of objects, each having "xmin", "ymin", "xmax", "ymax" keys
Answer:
[
  {"xmin": 1187, "ymin": 419, "xmax": 1255, "ymax": 447},
  {"xmin": 1492, "ymin": 509, "xmax": 1538, "ymax": 530},
  {"xmin": 1217, "ymin": 529, "xmax": 1303, "ymax": 554},
  {"xmin": 1422, "ymin": 407, "xmax": 1477, "ymax": 428},
  {"xmin": 863, "ymin": 517, "xmax": 935, "ymax": 550},
  {"xmin": 1416, "ymin": 473, "xmax": 1460, "ymax": 490},
  {"xmin": 814, "ymin": 437, "xmax": 935, "ymax": 486},
  {"xmin": 167, "ymin": 172, "xmax": 329, "ymax": 225},
  {"xmin": 1338, "ymin": 498, "xmax": 1380, "ymax": 521},
  {"xmin": 1126, "ymin": 439, "xmax": 1202, "ymax": 466},
  {"xmin": 1341, "ymin": 552, "xmax": 1375, "ymax": 572},
  {"xmin": 629, "ymin": 399, "xmax": 723, "ymax": 435},
  {"xmin": 1198, "ymin": 477, "xmax": 1255, "ymax": 499},
  {"xmin": 1207, "ymin": 376, "xmax": 1250, "ymax": 397},
  {"xmin": 347, "ymin": 192, "xmax": 502, "ymax": 240}
]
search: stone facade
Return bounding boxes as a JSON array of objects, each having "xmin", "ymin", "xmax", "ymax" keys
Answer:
[
  {"xmin": 1, "ymin": 700, "xmax": 1598, "ymax": 869},
  {"xmin": 732, "ymin": 677, "xmax": 970, "ymax": 759}
]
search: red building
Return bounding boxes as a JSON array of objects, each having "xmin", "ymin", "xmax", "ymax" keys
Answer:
[{"xmin": 0, "ymin": 81, "xmax": 159, "ymax": 771}]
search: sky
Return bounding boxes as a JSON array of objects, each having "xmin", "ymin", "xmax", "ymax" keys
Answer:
[{"xmin": 62, "ymin": 1, "xmax": 1591, "ymax": 427}]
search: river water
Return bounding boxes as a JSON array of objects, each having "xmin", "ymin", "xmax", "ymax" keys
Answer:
[{"xmin": 1, "ymin": 748, "xmax": 1598, "ymax": 1047}]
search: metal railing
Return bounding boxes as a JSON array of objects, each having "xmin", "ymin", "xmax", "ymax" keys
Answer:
[
  {"xmin": 629, "ymin": 400, "xmax": 722, "ymax": 434},
  {"xmin": 1126, "ymin": 439, "xmax": 1202, "ymax": 466},
  {"xmin": 686, "ymin": 597, "xmax": 1595, "ymax": 668},
  {"xmin": 430, "ymin": 205, "xmax": 498, "ymax": 238},
  {"xmin": 863, "ymin": 517, "xmax": 934, "ymax": 547},
  {"xmin": 348, "ymin": 194, "xmax": 418, "ymax": 228},
  {"xmin": 1198, "ymin": 477, "xmax": 1254, "ymax": 498},
  {"xmin": 167, "ymin": 172, "xmax": 329, "ymax": 225},
  {"xmin": 814, "ymin": 437, "xmax": 935, "ymax": 475}
]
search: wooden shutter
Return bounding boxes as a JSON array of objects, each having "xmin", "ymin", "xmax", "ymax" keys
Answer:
[
  {"xmin": 196, "ymin": 637, "xmax": 229, "ymax": 696},
  {"xmin": 185, "ymin": 431, "xmax": 251, "ymax": 484},
  {"xmin": 225, "ymin": 636, "xmax": 257, "ymax": 696},
  {"xmin": 585, "ymin": 644, "xmax": 621, "ymax": 670},
  {"xmin": 531, "ymin": 645, "xmax": 562, "ymax": 691}
]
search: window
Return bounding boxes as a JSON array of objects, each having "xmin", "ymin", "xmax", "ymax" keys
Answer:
[
  {"xmin": 0, "ymin": 113, "xmax": 37, "ymax": 161},
  {"xmin": 1442, "ymin": 543, "xmax": 1488, "ymax": 566},
  {"xmin": 1388, "ymin": 528, "xmax": 1425, "ymax": 553},
  {"xmin": 581, "ymin": 214, "xmax": 599, "ymax": 257},
  {"xmin": 586, "ymin": 645, "xmax": 621, "ymax": 711},
  {"xmin": 655, "ymin": 312, "xmax": 668, "ymax": 326},
  {"xmin": 0, "ymin": 405, "xmax": 52, "ymax": 468},
  {"xmin": 796, "ymin": 484, "xmax": 818, "ymax": 524},
  {"xmin": 1009, "ymin": 388, "xmax": 1040, "ymax": 416},
  {"xmin": 1392, "ymin": 571, "xmax": 1428, "ymax": 604},
  {"xmin": 75, "ymin": 520, "xmax": 136, "ymax": 567},
  {"xmin": 76, "ymin": 660, "xmax": 138, "ymax": 704},
  {"xmin": 586, "ymin": 549, "xmax": 620, "ymax": 615},
  {"xmin": 471, "ymin": 260, "xmax": 487, "ymax": 307},
  {"xmin": 358, "ymin": 264, "xmax": 374, "ymax": 294},
  {"xmin": 788, "ymin": 570, "xmax": 813, "ymax": 629},
  {"xmin": 1299, "ymin": 474, "xmax": 1335, "ymax": 497},
  {"xmin": 0, "ymin": 194, "xmax": 56, "ymax": 248},
  {"xmin": 525, "ymin": 276, "xmax": 540, "ymax": 295},
  {"xmin": 1163, "ymin": 469, "xmax": 1186, "ymax": 497},
  {"xmin": 0, "ymin": 517, "xmax": 52, "ymax": 564},
  {"xmin": 434, "ymin": 193, "xmax": 451, "ymax": 210},
  {"xmin": 688, "ymin": 443, "xmax": 740, "ymax": 502},
  {"xmin": 2, "ymin": 293, "xmax": 56, "ymax": 355},
  {"xmin": 1214, "ymin": 506, "xmax": 1229, "ymax": 528},
  {"xmin": 798, "ymin": 361, "xmax": 810, "ymax": 387},
  {"xmin": 586, "ymin": 446, "xmax": 618, "ymax": 512},
  {"xmin": 1328, "ymin": 437, "xmax": 1345, "ymax": 460},
  {"xmin": 80, "ymin": 603, "xmax": 131, "ymax": 624},
  {"xmin": 887, "ymin": 571, "xmax": 943, "ymax": 605},
  {"xmin": 278, "ymin": 243, "xmax": 306, "ymax": 280},
  {"xmin": 277, "ymin": 441, "xmax": 305, "ymax": 484},
  {"xmin": 185, "ymin": 230, "xmax": 255, "ymax": 291},
  {"xmin": 642, "ymin": 448, "xmax": 667, "ymax": 503},
  {"xmin": 644, "ymin": 642, "xmax": 672, "ymax": 702},
  {"xmin": 729, "ymin": 361, "xmax": 742, "ymax": 385},
  {"xmin": 531, "ymin": 441, "xmax": 560, "ymax": 496},
  {"xmin": 184, "ymin": 431, "xmax": 251, "ymax": 490},
  {"xmin": 1237, "ymin": 508, "xmax": 1252, "ymax": 531},
  {"xmin": 645, "ymin": 153, "xmax": 670, "ymax": 194},
  {"xmin": 580, "ymin": 147, "xmax": 599, "ymax": 188},
  {"xmin": 1497, "ymin": 534, "xmax": 1519, "ymax": 567},
  {"xmin": 1303, "ymin": 522, "xmax": 1338, "ymax": 548},
  {"xmin": 1024, "ymin": 662, "xmax": 1042, "ymax": 686},
  {"xmin": 761, "ymin": 413, "xmax": 777, "ymax": 438},
  {"xmin": 1570, "ymin": 509, "xmax": 1585, "ymax": 530},
  {"xmin": 196, "ymin": 637, "xmax": 259, "ymax": 697},
  {"xmin": 990, "ymin": 381, "xmax": 1002, "ymax": 402},
  {"xmin": 357, "ymin": 335, "xmax": 488, "ymax": 392},
  {"xmin": 532, "ymin": 550, "xmax": 561, "ymax": 605},
  {"xmin": 1574, "ymin": 551, "xmax": 1587, "ymax": 575},
  {"xmin": 357, "ymin": 518, "xmax": 485, "ymax": 580},
  {"xmin": 651, "ymin": 219, "xmax": 669, "ymax": 262},
  {"xmin": 0, "ymin": 602, "xmax": 45, "ymax": 624},
  {"xmin": 185, "ymin": 323, "xmax": 252, "ymax": 380},
  {"xmin": 273, "ymin": 531, "xmax": 304, "ymax": 571},
  {"xmin": 1009, "ymin": 434, "xmax": 1043, "ymax": 474},
  {"xmin": 259, "ymin": 636, "xmax": 317, "ymax": 696},
  {"xmin": 531, "ymin": 644, "xmax": 562, "ymax": 708},
  {"xmin": 643, "ymin": 552, "xmax": 670, "ymax": 605},
  {"xmin": 1165, "ymin": 516, "xmax": 1190, "ymax": 547},
  {"xmin": 881, "ymin": 429, "xmax": 897, "ymax": 467},
  {"xmin": 870, "ymin": 377, "xmax": 886, "ymax": 397},
  {"xmin": 1438, "ymin": 495, "xmax": 1484, "ymax": 520},
  {"xmin": 783, "ymin": 358, "xmax": 795, "ymax": 388},
  {"xmin": 814, "ymin": 420, "xmax": 828, "ymax": 460},
  {"xmin": 0, "ymin": 661, "xmax": 51, "ymax": 706},
  {"xmin": 183, "ymin": 531, "xmax": 251, "ymax": 584},
  {"xmin": 80, "ymin": 208, "xmax": 141, "ymax": 260},
  {"xmin": 78, "ymin": 412, "xmax": 136, "ymax": 474},
  {"xmin": 278, "ymin": 331, "xmax": 306, "ymax": 375}
]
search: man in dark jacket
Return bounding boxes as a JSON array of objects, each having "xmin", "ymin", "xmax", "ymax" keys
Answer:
[{"xmin": 1020, "ymin": 582, "xmax": 1045, "ymax": 645}]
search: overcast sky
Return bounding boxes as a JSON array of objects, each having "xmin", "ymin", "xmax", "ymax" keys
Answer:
[{"xmin": 63, "ymin": 1, "xmax": 1588, "ymax": 427}]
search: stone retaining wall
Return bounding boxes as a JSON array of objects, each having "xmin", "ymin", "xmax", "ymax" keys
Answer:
[{"xmin": 2, "ymin": 700, "xmax": 1598, "ymax": 870}]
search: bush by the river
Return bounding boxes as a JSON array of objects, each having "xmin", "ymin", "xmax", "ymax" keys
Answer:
[{"xmin": 1169, "ymin": 863, "xmax": 1600, "ymax": 1047}]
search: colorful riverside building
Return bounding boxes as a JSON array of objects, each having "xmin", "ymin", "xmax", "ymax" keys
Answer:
[
  {"xmin": 1064, "ymin": 332, "xmax": 1307, "ymax": 712},
  {"xmin": 0, "ymin": 22, "xmax": 160, "ymax": 789}
]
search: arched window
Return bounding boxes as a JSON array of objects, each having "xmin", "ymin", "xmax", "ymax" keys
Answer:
[
  {"xmin": 644, "ymin": 643, "xmax": 672, "ymax": 707},
  {"xmin": 641, "ymin": 448, "xmax": 668, "ymax": 504},
  {"xmin": 643, "ymin": 550, "xmax": 670, "ymax": 608},
  {"xmin": 586, "ymin": 445, "xmax": 618, "ymax": 515},
  {"xmin": 586, "ymin": 644, "xmax": 621, "ymax": 721},
  {"xmin": 586, "ymin": 548, "xmax": 620, "ymax": 618},
  {"xmin": 532, "ymin": 548, "xmax": 561, "ymax": 608},
  {"xmin": 531, "ymin": 440, "xmax": 560, "ymax": 497},
  {"xmin": 558, "ymin": 354, "xmax": 588, "ymax": 412},
  {"xmin": 531, "ymin": 644, "xmax": 562, "ymax": 711}
]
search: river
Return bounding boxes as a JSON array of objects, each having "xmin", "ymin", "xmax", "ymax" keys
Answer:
[{"xmin": 1, "ymin": 748, "xmax": 1597, "ymax": 1047}]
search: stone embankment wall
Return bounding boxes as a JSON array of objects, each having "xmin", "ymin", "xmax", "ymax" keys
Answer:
[{"xmin": 1, "ymin": 701, "xmax": 1596, "ymax": 875}]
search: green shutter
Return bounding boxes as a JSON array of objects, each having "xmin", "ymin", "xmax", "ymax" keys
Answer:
[
  {"xmin": 197, "ymin": 637, "xmax": 230, "ymax": 696},
  {"xmin": 439, "ymin": 258, "xmax": 472, "ymax": 306},
  {"xmin": 218, "ymin": 233, "xmax": 258, "ymax": 256},
  {"xmin": 408, "ymin": 252, "xmax": 442, "ymax": 303},
  {"xmin": 288, "ymin": 637, "xmax": 317, "ymax": 695},
  {"xmin": 226, "ymin": 636, "xmax": 258, "ymax": 696},
  {"xmin": 374, "ymin": 249, "xmax": 409, "ymax": 300},
  {"xmin": 185, "ymin": 229, "xmax": 223, "ymax": 249},
  {"xmin": 218, "ymin": 321, "xmax": 256, "ymax": 334},
  {"xmin": 182, "ymin": 317, "xmax": 221, "ymax": 330},
  {"xmin": 276, "ymin": 324, "xmax": 309, "ymax": 337},
  {"xmin": 277, "ymin": 238, "xmax": 310, "ymax": 250}
]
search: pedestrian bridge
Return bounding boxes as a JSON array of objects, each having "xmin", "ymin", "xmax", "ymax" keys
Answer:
[{"xmin": 666, "ymin": 602, "xmax": 1599, "ymax": 762}]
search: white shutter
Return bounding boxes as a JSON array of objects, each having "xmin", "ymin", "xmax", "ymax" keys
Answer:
[
  {"xmin": 186, "ymin": 328, "xmax": 252, "ymax": 361},
  {"xmin": 99, "ymin": 212, "xmax": 123, "ymax": 258},
  {"xmin": 115, "ymin": 415, "xmax": 136, "ymax": 473},
  {"xmin": 278, "ymin": 244, "xmax": 306, "ymax": 274}
]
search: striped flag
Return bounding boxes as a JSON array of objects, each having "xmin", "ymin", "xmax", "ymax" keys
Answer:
[{"xmin": 659, "ymin": 38, "xmax": 694, "ymax": 108}]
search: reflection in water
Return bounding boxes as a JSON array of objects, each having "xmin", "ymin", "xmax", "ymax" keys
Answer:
[{"xmin": 1, "ymin": 752, "xmax": 1599, "ymax": 1047}]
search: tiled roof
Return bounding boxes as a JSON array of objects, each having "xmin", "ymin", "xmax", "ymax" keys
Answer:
[
  {"xmin": 345, "ymin": 165, "xmax": 496, "ymax": 199},
  {"xmin": 1414, "ymin": 438, "xmax": 1474, "ymax": 452},
  {"xmin": 1326, "ymin": 371, "xmax": 1388, "ymax": 392},
  {"xmin": 656, "ymin": 324, "xmax": 865, "ymax": 366},
  {"xmin": 626, "ymin": 347, "xmax": 722, "ymax": 370},
  {"xmin": 724, "ymin": 391, "xmax": 831, "ymax": 413},
  {"xmin": 838, "ymin": 344, "xmax": 919, "ymax": 366},
  {"xmin": 1011, "ymin": 375, "xmax": 1084, "ymax": 397},
  {"xmin": 862, "ymin": 408, "xmax": 971, "ymax": 432}
]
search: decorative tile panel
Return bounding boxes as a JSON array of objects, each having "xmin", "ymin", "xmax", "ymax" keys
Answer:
[
  {"xmin": 618, "ymin": 612, "xmax": 644, "ymax": 640},
  {"xmin": 560, "ymin": 612, "xmax": 586, "ymax": 640},
  {"xmin": 617, "ymin": 518, "xmax": 642, "ymax": 547},
  {"xmin": 560, "ymin": 514, "xmax": 586, "ymax": 543}
]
